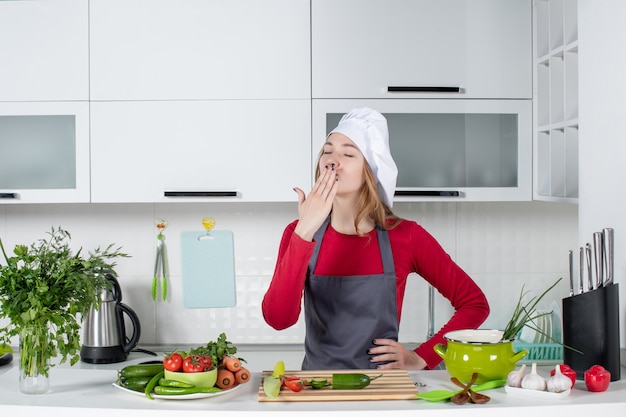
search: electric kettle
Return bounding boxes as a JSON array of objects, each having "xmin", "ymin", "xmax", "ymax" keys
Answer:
[{"xmin": 80, "ymin": 272, "xmax": 141, "ymax": 364}]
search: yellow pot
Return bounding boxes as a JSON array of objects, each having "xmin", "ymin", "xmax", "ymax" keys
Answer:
[{"xmin": 433, "ymin": 329, "xmax": 528, "ymax": 384}]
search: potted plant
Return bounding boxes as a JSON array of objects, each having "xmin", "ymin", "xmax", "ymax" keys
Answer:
[{"xmin": 0, "ymin": 227, "xmax": 128, "ymax": 394}]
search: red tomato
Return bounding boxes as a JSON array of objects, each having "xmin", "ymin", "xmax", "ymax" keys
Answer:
[
  {"xmin": 550, "ymin": 364, "xmax": 577, "ymax": 388},
  {"xmin": 198, "ymin": 355, "xmax": 212, "ymax": 370},
  {"xmin": 163, "ymin": 352, "xmax": 183, "ymax": 372},
  {"xmin": 280, "ymin": 375, "xmax": 300, "ymax": 387},
  {"xmin": 182, "ymin": 355, "xmax": 206, "ymax": 373},
  {"xmin": 283, "ymin": 378, "xmax": 305, "ymax": 392},
  {"xmin": 584, "ymin": 365, "xmax": 611, "ymax": 392}
]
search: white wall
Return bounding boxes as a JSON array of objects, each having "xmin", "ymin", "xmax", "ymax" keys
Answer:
[
  {"xmin": 578, "ymin": 1, "xmax": 626, "ymax": 349},
  {"xmin": 0, "ymin": 201, "xmax": 577, "ymax": 348}
]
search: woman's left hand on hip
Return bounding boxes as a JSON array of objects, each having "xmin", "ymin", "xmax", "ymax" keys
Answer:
[{"xmin": 369, "ymin": 338, "xmax": 427, "ymax": 370}]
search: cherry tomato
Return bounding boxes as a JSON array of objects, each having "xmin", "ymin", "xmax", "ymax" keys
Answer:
[
  {"xmin": 584, "ymin": 365, "xmax": 611, "ymax": 392},
  {"xmin": 283, "ymin": 377, "xmax": 306, "ymax": 392},
  {"xmin": 182, "ymin": 355, "xmax": 206, "ymax": 373},
  {"xmin": 198, "ymin": 355, "xmax": 212, "ymax": 370},
  {"xmin": 163, "ymin": 352, "xmax": 183, "ymax": 372},
  {"xmin": 280, "ymin": 375, "xmax": 300, "ymax": 387},
  {"xmin": 550, "ymin": 364, "xmax": 577, "ymax": 388}
]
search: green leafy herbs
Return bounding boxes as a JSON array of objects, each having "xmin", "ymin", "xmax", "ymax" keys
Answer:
[
  {"xmin": 0, "ymin": 227, "xmax": 129, "ymax": 377},
  {"xmin": 187, "ymin": 332, "xmax": 242, "ymax": 367},
  {"xmin": 501, "ymin": 277, "xmax": 562, "ymax": 342}
]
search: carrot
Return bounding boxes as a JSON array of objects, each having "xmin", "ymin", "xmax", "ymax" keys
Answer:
[
  {"xmin": 234, "ymin": 367, "xmax": 251, "ymax": 384},
  {"xmin": 216, "ymin": 368, "xmax": 235, "ymax": 389},
  {"xmin": 222, "ymin": 355, "xmax": 242, "ymax": 372}
]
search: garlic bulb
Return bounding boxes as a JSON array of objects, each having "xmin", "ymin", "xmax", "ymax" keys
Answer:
[
  {"xmin": 521, "ymin": 362, "xmax": 547, "ymax": 391},
  {"xmin": 547, "ymin": 364, "xmax": 571, "ymax": 393},
  {"xmin": 506, "ymin": 363, "xmax": 527, "ymax": 387}
]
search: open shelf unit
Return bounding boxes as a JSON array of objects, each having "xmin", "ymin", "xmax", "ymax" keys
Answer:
[{"xmin": 534, "ymin": 0, "xmax": 579, "ymax": 203}]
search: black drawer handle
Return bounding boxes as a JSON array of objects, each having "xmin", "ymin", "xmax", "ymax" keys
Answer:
[
  {"xmin": 0, "ymin": 193, "xmax": 18, "ymax": 199},
  {"xmin": 387, "ymin": 86, "xmax": 461, "ymax": 93},
  {"xmin": 164, "ymin": 191, "xmax": 238, "ymax": 197},
  {"xmin": 395, "ymin": 190, "xmax": 461, "ymax": 197}
]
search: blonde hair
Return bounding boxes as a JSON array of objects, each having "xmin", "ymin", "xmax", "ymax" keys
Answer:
[{"xmin": 314, "ymin": 149, "xmax": 400, "ymax": 235}]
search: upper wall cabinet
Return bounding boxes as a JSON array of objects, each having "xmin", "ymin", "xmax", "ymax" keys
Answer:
[
  {"xmin": 90, "ymin": 100, "xmax": 311, "ymax": 203},
  {"xmin": 312, "ymin": 0, "xmax": 532, "ymax": 99},
  {"xmin": 89, "ymin": 0, "xmax": 310, "ymax": 101},
  {"xmin": 0, "ymin": 101, "xmax": 91, "ymax": 203},
  {"xmin": 0, "ymin": 0, "xmax": 89, "ymax": 101}
]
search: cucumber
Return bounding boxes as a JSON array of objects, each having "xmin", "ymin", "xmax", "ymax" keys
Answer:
[
  {"xmin": 306, "ymin": 374, "xmax": 382, "ymax": 390},
  {"xmin": 118, "ymin": 363, "xmax": 164, "ymax": 379},
  {"xmin": 308, "ymin": 378, "xmax": 330, "ymax": 389},
  {"xmin": 332, "ymin": 373, "xmax": 382, "ymax": 390},
  {"xmin": 118, "ymin": 376, "xmax": 152, "ymax": 392}
]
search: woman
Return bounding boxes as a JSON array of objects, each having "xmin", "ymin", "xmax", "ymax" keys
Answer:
[{"xmin": 262, "ymin": 107, "xmax": 489, "ymax": 370}]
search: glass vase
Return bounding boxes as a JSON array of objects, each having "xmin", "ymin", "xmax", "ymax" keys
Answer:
[{"xmin": 18, "ymin": 325, "xmax": 51, "ymax": 394}]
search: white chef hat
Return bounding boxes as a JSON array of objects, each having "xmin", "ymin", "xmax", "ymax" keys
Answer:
[{"xmin": 329, "ymin": 107, "xmax": 398, "ymax": 208}]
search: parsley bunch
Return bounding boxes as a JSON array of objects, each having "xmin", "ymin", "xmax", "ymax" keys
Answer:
[
  {"xmin": 189, "ymin": 332, "xmax": 242, "ymax": 367},
  {"xmin": 0, "ymin": 227, "xmax": 129, "ymax": 377}
]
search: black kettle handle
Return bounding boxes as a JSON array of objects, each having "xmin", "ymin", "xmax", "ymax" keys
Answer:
[
  {"xmin": 116, "ymin": 303, "xmax": 141, "ymax": 354},
  {"xmin": 106, "ymin": 272, "xmax": 123, "ymax": 302}
]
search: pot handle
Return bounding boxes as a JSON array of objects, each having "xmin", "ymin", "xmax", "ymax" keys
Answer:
[
  {"xmin": 117, "ymin": 303, "xmax": 141, "ymax": 354},
  {"xmin": 511, "ymin": 349, "xmax": 528, "ymax": 364},
  {"xmin": 433, "ymin": 343, "xmax": 447, "ymax": 360}
]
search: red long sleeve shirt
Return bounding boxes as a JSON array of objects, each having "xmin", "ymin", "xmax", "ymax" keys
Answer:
[{"xmin": 262, "ymin": 218, "xmax": 489, "ymax": 369}]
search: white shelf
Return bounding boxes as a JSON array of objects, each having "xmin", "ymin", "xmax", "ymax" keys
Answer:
[{"xmin": 533, "ymin": 0, "xmax": 579, "ymax": 202}]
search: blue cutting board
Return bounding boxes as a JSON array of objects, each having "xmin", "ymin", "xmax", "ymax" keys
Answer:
[{"xmin": 180, "ymin": 230, "xmax": 236, "ymax": 308}]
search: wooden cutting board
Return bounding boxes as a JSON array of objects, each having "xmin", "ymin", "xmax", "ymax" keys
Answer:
[{"xmin": 257, "ymin": 369, "xmax": 418, "ymax": 402}]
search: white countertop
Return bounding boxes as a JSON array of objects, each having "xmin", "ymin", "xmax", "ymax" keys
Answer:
[{"xmin": 0, "ymin": 348, "xmax": 624, "ymax": 417}]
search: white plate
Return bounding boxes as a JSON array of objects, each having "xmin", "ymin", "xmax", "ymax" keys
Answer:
[
  {"xmin": 550, "ymin": 300, "xmax": 562, "ymax": 343},
  {"xmin": 505, "ymin": 385, "xmax": 571, "ymax": 400},
  {"xmin": 532, "ymin": 314, "xmax": 544, "ymax": 344},
  {"xmin": 112, "ymin": 382, "xmax": 241, "ymax": 400}
]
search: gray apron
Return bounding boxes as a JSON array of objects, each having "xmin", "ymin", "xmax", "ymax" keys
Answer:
[{"xmin": 301, "ymin": 217, "xmax": 399, "ymax": 370}]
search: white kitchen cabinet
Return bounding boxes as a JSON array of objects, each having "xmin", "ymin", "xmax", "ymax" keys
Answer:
[
  {"xmin": 0, "ymin": 0, "xmax": 88, "ymax": 101},
  {"xmin": 90, "ymin": 100, "xmax": 311, "ymax": 203},
  {"xmin": 314, "ymin": 99, "xmax": 532, "ymax": 202},
  {"xmin": 533, "ymin": 0, "xmax": 579, "ymax": 202},
  {"xmin": 0, "ymin": 102, "xmax": 90, "ymax": 203},
  {"xmin": 89, "ymin": 0, "xmax": 310, "ymax": 101},
  {"xmin": 312, "ymin": 0, "xmax": 532, "ymax": 99}
]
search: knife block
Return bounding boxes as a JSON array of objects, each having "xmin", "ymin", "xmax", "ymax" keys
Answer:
[{"xmin": 562, "ymin": 283, "xmax": 620, "ymax": 381}]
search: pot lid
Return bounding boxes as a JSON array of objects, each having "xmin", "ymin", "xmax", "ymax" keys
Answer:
[{"xmin": 444, "ymin": 329, "xmax": 506, "ymax": 344}]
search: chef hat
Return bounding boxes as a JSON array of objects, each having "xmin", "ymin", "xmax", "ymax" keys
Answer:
[{"xmin": 329, "ymin": 107, "xmax": 398, "ymax": 208}]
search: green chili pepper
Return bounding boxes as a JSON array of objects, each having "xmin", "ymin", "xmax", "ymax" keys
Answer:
[
  {"xmin": 145, "ymin": 370, "xmax": 164, "ymax": 400},
  {"xmin": 158, "ymin": 377, "xmax": 195, "ymax": 388},
  {"xmin": 153, "ymin": 385, "xmax": 222, "ymax": 395}
]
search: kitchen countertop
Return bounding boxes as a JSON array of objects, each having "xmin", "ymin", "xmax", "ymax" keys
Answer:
[{"xmin": 0, "ymin": 347, "xmax": 624, "ymax": 417}]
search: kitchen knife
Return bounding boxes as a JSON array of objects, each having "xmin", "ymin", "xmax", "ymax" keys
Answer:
[
  {"xmin": 593, "ymin": 232, "xmax": 604, "ymax": 289},
  {"xmin": 603, "ymin": 228, "xmax": 614, "ymax": 286},
  {"xmin": 568, "ymin": 249, "xmax": 574, "ymax": 296},
  {"xmin": 578, "ymin": 247, "xmax": 584, "ymax": 294},
  {"xmin": 585, "ymin": 243, "xmax": 593, "ymax": 292}
]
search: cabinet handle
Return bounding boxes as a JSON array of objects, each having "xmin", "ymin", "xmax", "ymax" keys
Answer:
[
  {"xmin": 164, "ymin": 191, "xmax": 238, "ymax": 197},
  {"xmin": 0, "ymin": 193, "xmax": 18, "ymax": 199},
  {"xmin": 387, "ymin": 86, "xmax": 461, "ymax": 93},
  {"xmin": 394, "ymin": 190, "xmax": 461, "ymax": 197}
]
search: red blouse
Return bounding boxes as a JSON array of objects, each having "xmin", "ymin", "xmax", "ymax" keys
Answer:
[{"xmin": 262, "ymin": 218, "xmax": 489, "ymax": 369}]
